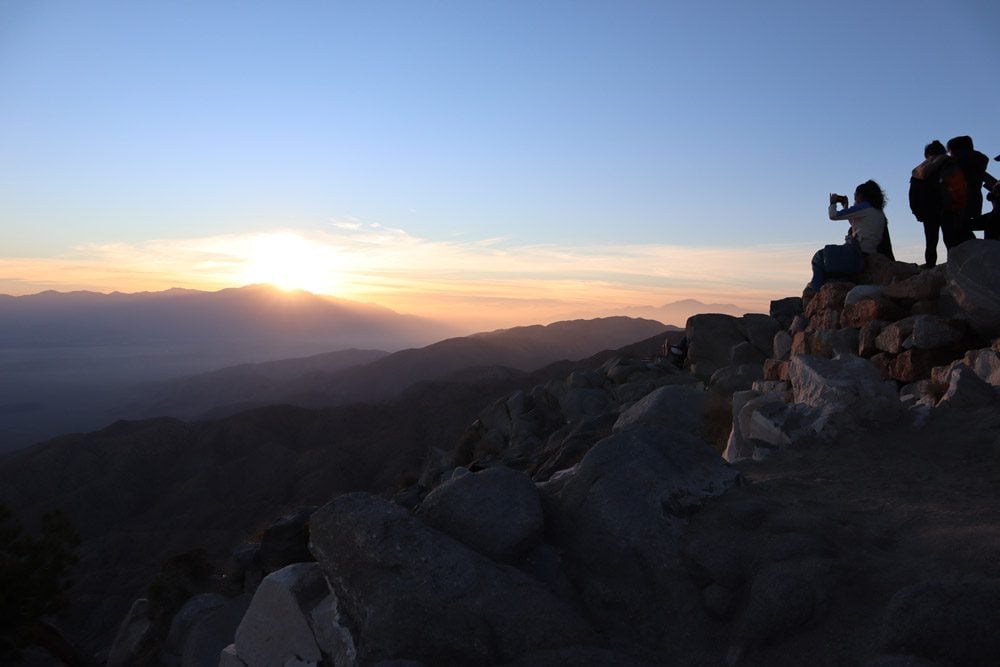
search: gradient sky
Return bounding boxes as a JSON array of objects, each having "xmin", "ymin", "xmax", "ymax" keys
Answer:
[{"xmin": 2, "ymin": 1, "xmax": 998, "ymax": 330}]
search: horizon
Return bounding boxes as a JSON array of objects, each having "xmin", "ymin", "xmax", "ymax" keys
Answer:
[
  {"xmin": 0, "ymin": 281, "xmax": 735, "ymax": 333},
  {"xmin": 2, "ymin": 2, "xmax": 998, "ymax": 331}
]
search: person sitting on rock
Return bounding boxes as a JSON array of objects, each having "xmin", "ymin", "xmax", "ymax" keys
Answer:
[{"xmin": 806, "ymin": 179, "xmax": 888, "ymax": 294}]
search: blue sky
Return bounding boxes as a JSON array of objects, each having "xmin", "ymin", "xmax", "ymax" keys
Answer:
[{"xmin": 1, "ymin": 1, "xmax": 998, "ymax": 328}]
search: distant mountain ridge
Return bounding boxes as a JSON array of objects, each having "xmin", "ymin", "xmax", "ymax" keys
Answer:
[
  {"xmin": 616, "ymin": 298, "xmax": 750, "ymax": 326},
  {"xmin": 125, "ymin": 316, "xmax": 678, "ymax": 421},
  {"xmin": 0, "ymin": 285, "xmax": 458, "ymax": 451},
  {"xmin": 0, "ymin": 284, "xmax": 456, "ymax": 353}
]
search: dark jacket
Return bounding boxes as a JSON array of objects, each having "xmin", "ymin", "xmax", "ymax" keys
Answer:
[{"xmin": 952, "ymin": 149, "xmax": 990, "ymax": 218}]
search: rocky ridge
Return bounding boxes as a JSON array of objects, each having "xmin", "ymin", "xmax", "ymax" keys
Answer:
[{"xmin": 104, "ymin": 241, "xmax": 1000, "ymax": 666}]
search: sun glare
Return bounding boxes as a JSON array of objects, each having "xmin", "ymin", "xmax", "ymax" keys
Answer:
[{"xmin": 238, "ymin": 233, "xmax": 340, "ymax": 295}]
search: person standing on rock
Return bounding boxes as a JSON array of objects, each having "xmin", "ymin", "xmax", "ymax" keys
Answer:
[
  {"xmin": 806, "ymin": 180, "xmax": 888, "ymax": 295},
  {"xmin": 945, "ymin": 135, "xmax": 990, "ymax": 243},
  {"xmin": 909, "ymin": 140, "xmax": 949, "ymax": 267}
]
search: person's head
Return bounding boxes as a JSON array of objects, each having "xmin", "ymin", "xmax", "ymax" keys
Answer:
[
  {"xmin": 946, "ymin": 135, "xmax": 974, "ymax": 155},
  {"xmin": 924, "ymin": 140, "xmax": 946, "ymax": 158},
  {"xmin": 854, "ymin": 180, "xmax": 886, "ymax": 210}
]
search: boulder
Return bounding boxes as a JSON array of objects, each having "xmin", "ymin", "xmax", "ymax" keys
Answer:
[
  {"xmin": 789, "ymin": 315, "xmax": 808, "ymax": 334},
  {"xmin": 944, "ymin": 239, "xmax": 1000, "ymax": 337},
  {"xmin": 844, "ymin": 284, "xmax": 884, "ymax": 306},
  {"xmin": 746, "ymin": 402, "xmax": 819, "ymax": 453},
  {"xmin": 613, "ymin": 384, "xmax": 708, "ymax": 434},
  {"xmin": 106, "ymin": 598, "xmax": 151, "ymax": 667},
  {"xmin": 762, "ymin": 359, "xmax": 788, "ymax": 382},
  {"xmin": 685, "ymin": 314, "xmax": 746, "ymax": 380},
  {"xmin": 532, "ymin": 413, "xmax": 615, "ymax": 482},
  {"xmin": 806, "ymin": 309, "xmax": 842, "ymax": 332},
  {"xmin": 910, "ymin": 299, "xmax": 939, "ymax": 316},
  {"xmin": 880, "ymin": 579, "xmax": 1000, "ymax": 666},
  {"xmin": 810, "ymin": 328, "xmax": 860, "ymax": 358},
  {"xmin": 910, "ymin": 315, "xmax": 964, "ymax": 350},
  {"xmin": 788, "ymin": 354, "xmax": 902, "ymax": 433},
  {"xmin": 773, "ymin": 331, "xmax": 792, "ymax": 361},
  {"xmin": 963, "ymin": 348, "xmax": 1000, "ymax": 385},
  {"xmin": 737, "ymin": 314, "xmax": 783, "ymax": 357},
  {"xmin": 859, "ymin": 320, "xmax": 889, "ymax": 358},
  {"xmin": 791, "ymin": 331, "xmax": 811, "ymax": 356},
  {"xmin": 731, "ymin": 340, "xmax": 766, "ymax": 366},
  {"xmin": 937, "ymin": 366, "xmax": 997, "ymax": 409},
  {"xmin": 309, "ymin": 494, "xmax": 591, "ymax": 665},
  {"xmin": 882, "ymin": 270, "xmax": 946, "ymax": 302},
  {"xmin": 804, "ymin": 282, "xmax": 853, "ymax": 318},
  {"xmin": 557, "ymin": 388, "xmax": 610, "ymax": 421},
  {"xmin": 751, "ymin": 380, "xmax": 790, "ymax": 395},
  {"xmin": 551, "ymin": 424, "xmax": 738, "ymax": 640},
  {"xmin": 898, "ymin": 380, "xmax": 937, "ymax": 409},
  {"xmin": 889, "ymin": 349, "xmax": 955, "ymax": 384},
  {"xmin": 259, "ymin": 508, "xmax": 315, "ymax": 572},
  {"xmin": 724, "ymin": 390, "xmax": 766, "ymax": 463},
  {"xmin": 869, "ymin": 353, "xmax": 893, "ymax": 380},
  {"xmin": 769, "ymin": 297, "xmax": 803, "ymax": 328},
  {"xmin": 219, "ymin": 645, "xmax": 246, "ymax": 667},
  {"xmin": 854, "ymin": 254, "xmax": 920, "ymax": 285},
  {"xmin": 233, "ymin": 563, "xmax": 355, "ymax": 667},
  {"xmin": 876, "ymin": 317, "xmax": 917, "ymax": 355},
  {"xmin": 418, "ymin": 466, "xmax": 544, "ymax": 563},
  {"xmin": 162, "ymin": 593, "xmax": 227, "ymax": 666},
  {"xmin": 708, "ymin": 364, "xmax": 764, "ymax": 395},
  {"xmin": 729, "ymin": 559, "xmax": 837, "ymax": 664},
  {"xmin": 842, "ymin": 297, "xmax": 906, "ymax": 329},
  {"xmin": 181, "ymin": 594, "xmax": 250, "ymax": 667}
]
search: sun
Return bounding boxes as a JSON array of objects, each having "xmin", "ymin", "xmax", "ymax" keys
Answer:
[{"xmin": 238, "ymin": 232, "xmax": 341, "ymax": 294}]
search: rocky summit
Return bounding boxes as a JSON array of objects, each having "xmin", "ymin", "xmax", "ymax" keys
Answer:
[{"xmin": 12, "ymin": 241, "xmax": 1000, "ymax": 666}]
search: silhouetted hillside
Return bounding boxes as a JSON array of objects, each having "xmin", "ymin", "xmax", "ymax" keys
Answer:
[
  {"xmin": 123, "ymin": 317, "xmax": 676, "ymax": 421},
  {"xmin": 0, "ymin": 332, "xmax": 674, "ymax": 654},
  {"xmin": 0, "ymin": 285, "xmax": 457, "ymax": 451}
]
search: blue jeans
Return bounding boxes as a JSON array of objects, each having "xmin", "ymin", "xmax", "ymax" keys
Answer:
[{"xmin": 809, "ymin": 237, "xmax": 863, "ymax": 290}]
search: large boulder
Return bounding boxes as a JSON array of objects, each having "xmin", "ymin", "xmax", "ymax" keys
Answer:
[
  {"xmin": 964, "ymin": 348, "xmax": 1000, "ymax": 385},
  {"xmin": 879, "ymin": 579, "xmax": 1000, "ymax": 666},
  {"xmin": 181, "ymin": 594, "xmax": 250, "ymax": 667},
  {"xmin": 309, "ymin": 493, "xmax": 592, "ymax": 665},
  {"xmin": 549, "ymin": 424, "xmax": 738, "ymax": 645},
  {"xmin": 945, "ymin": 239, "xmax": 1000, "ymax": 337},
  {"xmin": 788, "ymin": 355, "xmax": 902, "ymax": 436},
  {"xmin": 937, "ymin": 365, "xmax": 998, "ymax": 409},
  {"xmin": 909, "ymin": 315, "xmax": 965, "ymax": 350},
  {"xmin": 737, "ymin": 314, "xmax": 783, "ymax": 357},
  {"xmin": 162, "ymin": 593, "xmax": 227, "ymax": 666},
  {"xmin": 685, "ymin": 314, "xmax": 746, "ymax": 381},
  {"xmin": 106, "ymin": 598, "xmax": 152, "ymax": 667},
  {"xmin": 418, "ymin": 466, "xmax": 544, "ymax": 563},
  {"xmin": 258, "ymin": 507, "xmax": 316, "ymax": 572},
  {"xmin": 232, "ymin": 563, "xmax": 355, "ymax": 667},
  {"xmin": 769, "ymin": 297, "xmax": 803, "ymax": 328},
  {"xmin": 613, "ymin": 385, "xmax": 708, "ymax": 434},
  {"xmin": 708, "ymin": 364, "xmax": 764, "ymax": 395},
  {"xmin": 882, "ymin": 269, "xmax": 946, "ymax": 302}
]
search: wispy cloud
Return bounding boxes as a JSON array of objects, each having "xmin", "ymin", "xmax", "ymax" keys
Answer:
[{"xmin": 0, "ymin": 224, "xmax": 820, "ymax": 329}]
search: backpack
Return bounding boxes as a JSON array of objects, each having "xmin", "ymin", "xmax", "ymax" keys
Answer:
[
  {"xmin": 938, "ymin": 157, "xmax": 968, "ymax": 215},
  {"xmin": 908, "ymin": 176, "xmax": 940, "ymax": 222}
]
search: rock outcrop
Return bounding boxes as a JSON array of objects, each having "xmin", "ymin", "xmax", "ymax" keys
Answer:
[{"xmin": 89, "ymin": 241, "xmax": 1000, "ymax": 667}]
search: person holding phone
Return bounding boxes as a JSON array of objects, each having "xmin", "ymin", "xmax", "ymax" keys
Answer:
[{"xmin": 806, "ymin": 180, "xmax": 889, "ymax": 293}]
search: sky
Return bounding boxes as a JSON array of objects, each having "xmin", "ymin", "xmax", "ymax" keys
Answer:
[{"xmin": 1, "ymin": 1, "xmax": 998, "ymax": 331}]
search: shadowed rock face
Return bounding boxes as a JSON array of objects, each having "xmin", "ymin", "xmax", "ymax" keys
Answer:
[
  {"xmin": 548, "ymin": 423, "xmax": 739, "ymax": 648},
  {"xmin": 418, "ymin": 466, "xmax": 544, "ymax": 564},
  {"xmin": 945, "ymin": 239, "xmax": 1000, "ymax": 338},
  {"xmin": 308, "ymin": 493, "xmax": 592, "ymax": 665}
]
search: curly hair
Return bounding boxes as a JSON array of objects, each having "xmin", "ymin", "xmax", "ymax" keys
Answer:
[{"xmin": 855, "ymin": 180, "xmax": 887, "ymax": 211}]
